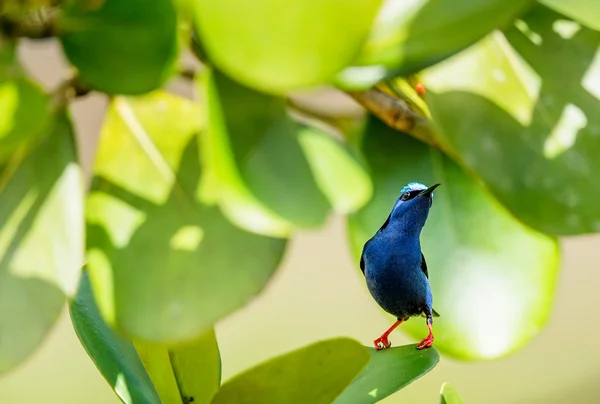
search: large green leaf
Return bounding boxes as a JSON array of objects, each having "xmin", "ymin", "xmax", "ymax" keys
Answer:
[
  {"xmin": 86, "ymin": 90, "xmax": 286, "ymax": 342},
  {"xmin": 0, "ymin": 112, "xmax": 83, "ymax": 372},
  {"xmin": 423, "ymin": 5, "xmax": 600, "ymax": 235},
  {"xmin": 200, "ymin": 69, "xmax": 372, "ymax": 236},
  {"xmin": 348, "ymin": 117, "xmax": 559, "ymax": 360},
  {"xmin": 59, "ymin": 0, "xmax": 178, "ymax": 95},
  {"xmin": 439, "ymin": 382, "xmax": 464, "ymax": 404},
  {"xmin": 334, "ymin": 344, "xmax": 439, "ymax": 404},
  {"xmin": 0, "ymin": 39, "xmax": 52, "ymax": 163},
  {"xmin": 336, "ymin": 0, "xmax": 533, "ymax": 89},
  {"xmin": 70, "ymin": 271, "xmax": 161, "ymax": 404},
  {"xmin": 540, "ymin": 0, "xmax": 600, "ymax": 31},
  {"xmin": 192, "ymin": 0, "xmax": 383, "ymax": 93},
  {"xmin": 211, "ymin": 338, "xmax": 369, "ymax": 404}
]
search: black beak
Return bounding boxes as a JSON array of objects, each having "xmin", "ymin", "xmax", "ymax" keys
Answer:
[{"xmin": 418, "ymin": 183, "xmax": 441, "ymax": 197}]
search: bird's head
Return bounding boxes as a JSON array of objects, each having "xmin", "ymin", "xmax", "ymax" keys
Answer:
[{"xmin": 388, "ymin": 182, "xmax": 440, "ymax": 232}]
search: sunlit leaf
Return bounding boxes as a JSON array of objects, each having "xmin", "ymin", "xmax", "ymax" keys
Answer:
[
  {"xmin": 298, "ymin": 128, "xmax": 373, "ymax": 214},
  {"xmin": 70, "ymin": 271, "xmax": 161, "ymax": 404},
  {"xmin": 423, "ymin": 5, "xmax": 600, "ymax": 235},
  {"xmin": 135, "ymin": 330, "xmax": 221, "ymax": 404},
  {"xmin": 0, "ymin": 112, "xmax": 83, "ymax": 372},
  {"xmin": 348, "ymin": 117, "xmax": 559, "ymax": 360},
  {"xmin": 211, "ymin": 338, "xmax": 369, "ymax": 404},
  {"xmin": 336, "ymin": 0, "xmax": 533, "ymax": 89},
  {"xmin": 201, "ymin": 70, "xmax": 371, "ymax": 235},
  {"xmin": 192, "ymin": 0, "xmax": 383, "ymax": 93},
  {"xmin": 169, "ymin": 330, "xmax": 221, "ymax": 404},
  {"xmin": 0, "ymin": 39, "xmax": 52, "ymax": 163},
  {"xmin": 334, "ymin": 344, "xmax": 439, "ymax": 404},
  {"xmin": 134, "ymin": 341, "xmax": 184, "ymax": 403},
  {"xmin": 540, "ymin": 0, "xmax": 600, "ymax": 31},
  {"xmin": 86, "ymin": 90, "xmax": 286, "ymax": 342},
  {"xmin": 439, "ymin": 382, "xmax": 464, "ymax": 404},
  {"xmin": 59, "ymin": 0, "xmax": 178, "ymax": 94}
]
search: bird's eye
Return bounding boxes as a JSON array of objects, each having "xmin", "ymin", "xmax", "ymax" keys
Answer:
[{"xmin": 401, "ymin": 192, "xmax": 411, "ymax": 201}]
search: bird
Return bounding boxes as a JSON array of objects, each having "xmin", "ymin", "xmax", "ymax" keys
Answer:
[{"xmin": 360, "ymin": 182, "xmax": 440, "ymax": 351}]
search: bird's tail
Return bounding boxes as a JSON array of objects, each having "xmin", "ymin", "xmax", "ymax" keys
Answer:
[{"xmin": 422, "ymin": 309, "xmax": 440, "ymax": 318}]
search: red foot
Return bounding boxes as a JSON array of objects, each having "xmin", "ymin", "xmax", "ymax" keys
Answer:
[
  {"xmin": 417, "ymin": 334, "xmax": 434, "ymax": 350},
  {"xmin": 373, "ymin": 336, "xmax": 391, "ymax": 350}
]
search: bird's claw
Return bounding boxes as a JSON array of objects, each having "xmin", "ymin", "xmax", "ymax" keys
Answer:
[
  {"xmin": 373, "ymin": 336, "xmax": 392, "ymax": 350},
  {"xmin": 416, "ymin": 334, "xmax": 434, "ymax": 350}
]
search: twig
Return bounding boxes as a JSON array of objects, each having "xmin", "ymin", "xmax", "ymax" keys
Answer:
[{"xmin": 345, "ymin": 88, "xmax": 440, "ymax": 148}]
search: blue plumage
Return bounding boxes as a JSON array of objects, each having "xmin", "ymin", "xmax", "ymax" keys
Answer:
[{"xmin": 360, "ymin": 182, "xmax": 440, "ymax": 350}]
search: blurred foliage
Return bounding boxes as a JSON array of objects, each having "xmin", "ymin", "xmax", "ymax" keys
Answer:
[
  {"xmin": 0, "ymin": 38, "xmax": 51, "ymax": 163},
  {"xmin": 0, "ymin": 111, "xmax": 82, "ymax": 372},
  {"xmin": 0, "ymin": 0, "xmax": 598, "ymax": 402},
  {"xmin": 59, "ymin": 0, "xmax": 178, "ymax": 94},
  {"xmin": 336, "ymin": 0, "xmax": 534, "ymax": 89},
  {"xmin": 86, "ymin": 91, "xmax": 286, "ymax": 342}
]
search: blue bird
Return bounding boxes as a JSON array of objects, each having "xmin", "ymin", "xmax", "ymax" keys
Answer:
[{"xmin": 360, "ymin": 182, "xmax": 440, "ymax": 350}]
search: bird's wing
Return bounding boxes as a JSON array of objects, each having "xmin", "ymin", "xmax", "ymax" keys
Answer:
[
  {"xmin": 378, "ymin": 213, "xmax": 391, "ymax": 231},
  {"xmin": 420, "ymin": 253, "xmax": 429, "ymax": 279},
  {"xmin": 360, "ymin": 253, "xmax": 365, "ymax": 275},
  {"xmin": 421, "ymin": 253, "xmax": 441, "ymax": 317}
]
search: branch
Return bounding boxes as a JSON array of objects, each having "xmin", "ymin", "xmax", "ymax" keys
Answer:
[
  {"xmin": 346, "ymin": 88, "xmax": 440, "ymax": 148},
  {"xmin": 0, "ymin": 8, "xmax": 58, "ymax": 39}
]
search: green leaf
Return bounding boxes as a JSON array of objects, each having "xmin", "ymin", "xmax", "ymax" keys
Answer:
[
  {"xmin": 211, "ymin": 338, "xmax": 370, "ymax": 404},
  {"xmin": 439, "ymin": 382, "xmax": 464, "ymax": 404},
  {"xmin": 540, "ymin": 0, "xmax": 600, "ymax": 31},
  {"xmin": 0, "ymin": 112, "xmax": 83, "ymax": 372},
  {"xmin": 135, "ymin": 330, "xmax": 221, "ymax": 404},
  {"xmin": 192, "ymin": 0, "xmax": 383, "ymax": 93},
  {"xmin": 134, "ymin": 342, "xmax": 183, "ymax": 403},
  {"xmin": 201, "ymin": 69, "xmax": 369, "ymax": 236},
  {"xmin": 169, "ymin": 330, "xmax": 222, "ymax": 404},
  {"xmin": 422, "ymin": 5, "xmax": 600, "ymax": 235},
  {"xmin": 59, "ymin": 0, "xmax": 178, "ymax": 95},
  {"xmin": 334, "ymin": 344, "xmax": 439, "ymax": 404},
  {"xmin": 70, "ymin": 271, "xmax": 161, "ymax": 404},
  {"xmin": 348, "ymin": 117, "xmax": 559, "ymax": 360},
  {"xmin": 86, "ymin": 90, "xmax": 286, "ymax": 342},
  {"xmin": 336, "ymin": 0, "xmax": 533, "ymax": 89},
  {"xmin": 0, "ymin": 40, "xmax": 52, "ymax": 163},
  {"xmin": 297, "ymin": 127, "xmax": 373, "ymax": 214}
]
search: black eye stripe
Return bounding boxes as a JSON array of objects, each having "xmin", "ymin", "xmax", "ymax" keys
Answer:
[{"xmin": 401, "ymin": 190, "xmax": 421, "ymax": 201}]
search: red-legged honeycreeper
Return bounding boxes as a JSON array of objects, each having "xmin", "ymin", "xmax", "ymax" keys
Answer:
[{"xmin": 360, "ymin": 182, "xmax": 440, "ymax": 351}]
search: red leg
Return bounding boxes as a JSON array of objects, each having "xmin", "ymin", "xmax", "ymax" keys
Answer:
[
  {"xmin": 417, "ymin": 317, "xmax": 434, "ymax": 350},
  {"xmin": 373, "ymin": 319, "xmax": 404, "ymax": 350}
]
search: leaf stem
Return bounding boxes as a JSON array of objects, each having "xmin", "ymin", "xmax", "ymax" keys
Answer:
[{"xmin": 51, "ymin": 74, "xmax": 92, "ymax": 111}]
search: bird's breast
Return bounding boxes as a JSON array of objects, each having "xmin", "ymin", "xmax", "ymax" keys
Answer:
[{"xmin": 363, "ymin": 238, "xmax": 431, "ymax": 318}]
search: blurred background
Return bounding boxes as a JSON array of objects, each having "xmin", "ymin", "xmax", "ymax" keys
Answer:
[{"xmin": 0, "ymin": 39, "xmax": 598, "ymax": 404}]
